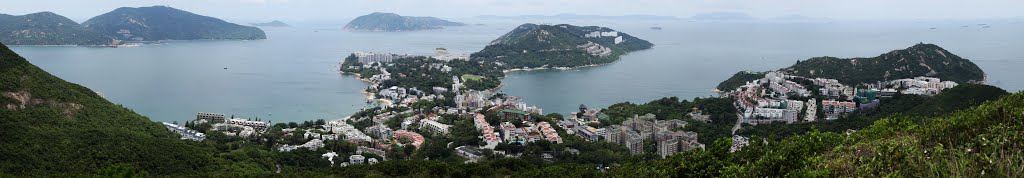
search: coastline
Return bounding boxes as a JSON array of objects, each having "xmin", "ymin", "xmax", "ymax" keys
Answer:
[{"xmin": 340, "ymin": 71, "xmax": 395, "ymax": 106}]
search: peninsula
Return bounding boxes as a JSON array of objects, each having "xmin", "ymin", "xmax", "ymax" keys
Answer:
[
  {"xmin": 0, "ymin": 12, "xmax": 119, "ymax": 46},
  {"xmin": 83, "ymin": 6, "xmax": 266, "ymax": 41}
]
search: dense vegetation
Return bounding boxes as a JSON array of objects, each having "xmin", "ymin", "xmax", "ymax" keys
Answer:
[
  {"xmin": 736, "ymin": 84, "xmax": 1009, "ymax": 139},
  {"xmin": 0, "ymin": 12, "xmax": 118, "ymax": 46},
  {"xmin": 783, "ymin": 43, "xmax": 986, "ymax": 85},
  {"xmin": 0, "ymin": 42, "xmax": 216, "ymax": 176},
  {"xmin": 716, "ymin": 71, "xmax": 766, "ymax": 91},
  {"xmin": 83, "ymin": 6, "xmax": 266, "ymax": 41},
  {"xmin": 471, "ymin": 23, "xmax": 654, "ymax": 69},
  {"xmin": 343, "ymin": 12, "xmax": 464, "ymax": 32}
]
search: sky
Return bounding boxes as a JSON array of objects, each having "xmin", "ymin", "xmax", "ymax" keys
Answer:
[{"xmin": 1, "ymin": 0, "xmax": 1022, "ymax": 23}]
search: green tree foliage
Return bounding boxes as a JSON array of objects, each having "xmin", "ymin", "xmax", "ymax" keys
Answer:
[
  {"xmin": 716, "ymin": 71, "xmax": 766, "ymax": 91},
  {"xmin": 783, "ymin": 43, "xmax": 986, "ymax": 85}
]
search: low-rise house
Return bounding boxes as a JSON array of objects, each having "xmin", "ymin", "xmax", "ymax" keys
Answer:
[
  {"xmin": 161, "ymin": 122, "xmax": 206, "ymax": 141},
  {"xmin": 278, "ymin": 139, "xmax": 325, "ymax": 152}
]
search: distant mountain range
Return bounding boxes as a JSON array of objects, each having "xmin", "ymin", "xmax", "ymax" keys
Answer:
[
  {"xmin": 476, "ymin": 14, "xmax": 678, "ymax": 20},
  {"xmin": 83, "ymin": 6, "xmax": 265, "ymax": 41},
  {"xmin": 471, "ymin": 23, "xmax": 653, "ymax": 69},
  {"xmin": 344, "ymin": 12, "xmax": 464, "ymax": 32},
  {"xmin": 251, "ymin": 20, "xmax": 289, "ymax": 27},
  {"xmin": 0, "ymin": 12, "xmax": 119, "ymax": 46},
  {"xmin": 690, "ymin": 12, "xmax": 755, "ymax": 21}
]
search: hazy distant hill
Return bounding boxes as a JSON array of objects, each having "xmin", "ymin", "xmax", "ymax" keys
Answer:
[
  {"xmin": 690, "ymin": 12, "xmax": 755, "ymax": 21},
  {"xmin": 344, "ymin": 12, "xmax": 464, "ymax": 32},
  {"xmin": 83, "ymin": 6, "xmax": 266, "ymax": 41},
  {"xmin": 0, "ymin": 12, "xmax": 118, "ymax": 46},
  {"xmin": 782, "ymin": 43, "xmax": 986, "ymax": 85},
  {"xmin": 476, "ymin": 13, "xmax": 678, "ymax": 20},
  {"xmin": 471, "ymin": 23, "xmax": 653, "ymax": 68},
  {"xmin": 251, "ymin": 20, "xmax": 289, "ymax": 27}
]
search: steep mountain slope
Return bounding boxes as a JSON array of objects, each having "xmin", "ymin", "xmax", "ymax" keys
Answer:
[
  {"xmin": 0, "ymin": 42, "xmax": 215, "ymax": 176},
  {"xmin": 82, "ymin": 6, "xmax": 266, "ymax": 41},
  {"xmin": 782, "ymin": 43, "xmax": 986, "ymax": 85},
  {"xmin": 344, "ymin": 12, "xmax": 464, "ymax": 32},
  {"xmin": 471, "ymin": 23, "xmax": 654, "ymax": 68},
  {"xmin": 0, "ymin": 12, "xmax": 118, "ymax": 46}
]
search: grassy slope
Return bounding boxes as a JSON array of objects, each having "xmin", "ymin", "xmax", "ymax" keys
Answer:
[{"xmin": 0, "ymin": 43, "xmax": 216, "ymax": 176}]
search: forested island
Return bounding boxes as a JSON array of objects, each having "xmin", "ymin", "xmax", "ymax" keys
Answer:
[
  {"xmin": 471, "ymin": 23, "xmax": 654, "ymax": 69},
  {"xmin": 344, "ymin": 12, "xmax": 465, "ymax": 32},
  {"xmin": 83, "ymin": 6, "xmax": 266, "ymax": 41},
  {"xmin": 0, "ymin": 12, "xmax": 119, "ymax": 46}
]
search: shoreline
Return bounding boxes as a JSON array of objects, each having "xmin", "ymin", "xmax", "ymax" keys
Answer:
[{"xmin": 340, "ymin": 71, "xmax": 395, "ymax": 106}]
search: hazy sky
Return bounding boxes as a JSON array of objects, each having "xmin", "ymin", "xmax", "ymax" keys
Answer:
[{"xmin": 1, "ymin": 0, "xmax": 1022, "ymax": 23}]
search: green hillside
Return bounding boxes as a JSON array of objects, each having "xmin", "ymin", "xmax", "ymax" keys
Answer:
[
  {"xmin": 0, "ymin": 12, "xmax": 118, "ymax": 46},
  {"xmin": 83, "ymin": 6, "xmax": 266, "ymax": 41},
  {"xmin": 782, "ymin": 43, "xmax": 986, "ymax": 85},
  {"xmin": 471, "ymin": 23, "xmax": 654, "ymax": 69},
  {"xmin": 716, "ymin": 71, "xmax": 766, "ymax": 91},
  {"xmin": 0, "ymin": 42, "xmax": 216, "ymax": 176}
]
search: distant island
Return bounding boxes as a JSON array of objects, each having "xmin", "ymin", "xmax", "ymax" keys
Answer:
[
  {"xmin": 0, "ymin": 12, "xmax": 119, "ymax": 46},
  {"xmin": 476, "ymin": 13, "xmax": 678, "ymax": 20},
  {"xmin": 83, "ymin": 6, "xmax": 266, "ymax": 41},
  {"xmin": 471, "ymin": 23, "xmax": 654, "ymax": 69},
  {"xmin": 344, "ymin": 12, "xmax": 464, "ymax": 32},
  {"xmin": 251, "ymin": 20, "xmax": 289, "ymax": 27}
]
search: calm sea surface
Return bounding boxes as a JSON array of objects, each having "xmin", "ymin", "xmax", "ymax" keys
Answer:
[{"xmin": 11, "ymin": 19, "xmax": 1024, "ymax": 123}]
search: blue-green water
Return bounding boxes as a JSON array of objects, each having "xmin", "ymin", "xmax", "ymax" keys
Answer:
[{"xmin": 11, "ymin": 19, "xmax": 1024, "ymax": 123}]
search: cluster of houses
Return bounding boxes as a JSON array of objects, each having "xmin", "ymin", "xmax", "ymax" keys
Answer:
[
  {"xmin": 605, "ymin": 114, "xmax": 703, "ymax": 158},
  {"xmin": 161, "ymin": 122, "xmax": 206, "ymax": 141},
  {"xmin": 324, "ymin": 153, "xmax": 380, "ymax": 167},
  {"xmin": 192, "ymin": 112, "xmax": 272, "ymax": 137},
  {"xmin": 725, "ymin": 71, "xmax": 964, "ymax": 123}
]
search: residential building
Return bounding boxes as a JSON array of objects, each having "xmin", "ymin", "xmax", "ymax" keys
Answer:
[
  {"xmin": 349, "ymin": 155, "xmax": 365, "ymax": 165},
  {"xmin": 161, "ymin": 122, "xmax": 205, "ymax": 141},
  {"xmin": 456, "ymin": 146, "xmax": 484, "ymax": 162},
  {"xmin": 420, "ymin": 119, "xmax": 451, "ymax": 135},
  {"xmin": 278, "ymin": 139, "xmax": 325, "ymax": 152},
  {"xmin": 365, "ymin": 124, "xmax": 393, "ymax": 139},
  {"xmin": 500, "ymin": 109, "xmax": 532, "ymax": 122},
  {"xmin": 196, "ymin": 112, "xmax": 226, "ymax": 123}
]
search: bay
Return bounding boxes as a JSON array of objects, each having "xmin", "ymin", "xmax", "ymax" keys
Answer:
[{"xmin": 10, "ymin": 19, "xmax": 1024, "ymax": 123}]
